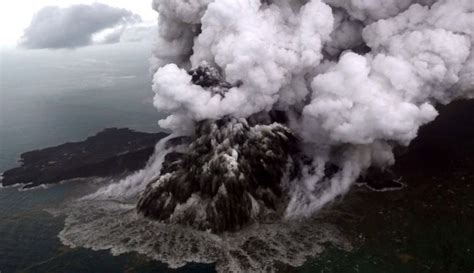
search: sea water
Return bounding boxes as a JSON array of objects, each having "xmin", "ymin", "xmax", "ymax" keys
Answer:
[
  {"xmin": 0, "ymin": 43, "xmax": 166, "ymax": 172},
  {"xmin": 0, "ymin": 179, "xmax": 216, "ymax": 273}
]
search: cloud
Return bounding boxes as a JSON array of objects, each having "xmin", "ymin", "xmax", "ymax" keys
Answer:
[
  {"xmin": 20, "ymin": 3, "xmax": 141, "ymax": 49},
  {"xmin": 100, "ymin": 25, "xmax": 157, "ymax": 44}
]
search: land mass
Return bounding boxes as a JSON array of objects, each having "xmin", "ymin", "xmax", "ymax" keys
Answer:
[{"xmin": 1, "ymin": 128, "xmax": 168, "ymax": 189}]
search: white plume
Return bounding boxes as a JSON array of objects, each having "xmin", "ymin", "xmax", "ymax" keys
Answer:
[{"xmin": 149, "ymin": 0, "xmax": 473, "ymax": 216}]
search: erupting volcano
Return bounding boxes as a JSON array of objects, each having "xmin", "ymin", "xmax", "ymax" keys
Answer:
[
  {"xmin": 49, "ymin": 0, "xmax": 474, "ymax": 271},
  {"xmin": 138, "ymin": 65, "xmax": 301, "ymax": 232},
  {"xmin": 132, "ymin": 0, "xmax": 474, "ymax": 232}
]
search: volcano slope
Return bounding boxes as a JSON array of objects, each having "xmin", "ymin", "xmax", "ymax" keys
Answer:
[{"xmin": 137, "ymin": 65, "xmax": 300, "ymax": 232}]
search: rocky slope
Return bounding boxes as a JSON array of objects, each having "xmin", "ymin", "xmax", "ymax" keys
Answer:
[
  {"xmin": 137, "ymin": 116, "xmax": 299, "ymax": 232},
  {"xmin": 137, "ymin": 65, "xmax": 300, "ymax": 232}
]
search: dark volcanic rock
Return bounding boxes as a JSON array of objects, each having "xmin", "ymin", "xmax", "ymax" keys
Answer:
[
  {"xmin": 137, "ymin": 63, "xmax": 299, "ymax": 232},
  {"xmin": 137, "ymin": 117, "xmax": 298, "ymax": 232},
  {"xmin": 1, "ymin": 128, "xmax": 167, "ymax": 188},
  {"xmin": 188, "ymin": 64, "xmax": 231, "ymax": 91}
]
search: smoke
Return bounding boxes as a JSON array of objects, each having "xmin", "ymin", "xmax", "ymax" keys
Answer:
[
  {"xmin": 86, "ymin": 134, "xmax": 179, "ymax": 200},
  {"xmin": 147, "ymin": 0, "xmax": 473, "ymax": 218}
]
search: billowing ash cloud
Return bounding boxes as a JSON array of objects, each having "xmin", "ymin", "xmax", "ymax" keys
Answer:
[
  {"xmin": 20, "ymin": 3, "xmax": 141, "ymax": 49},
  {"xmin": 144, "ymin": 0, "xmax": 473, "ymax": 221}
]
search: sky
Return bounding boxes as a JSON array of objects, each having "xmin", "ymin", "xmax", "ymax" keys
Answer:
[{"xmin": 0, "ymin": 0, "xmax": 157, "ymax": 47}]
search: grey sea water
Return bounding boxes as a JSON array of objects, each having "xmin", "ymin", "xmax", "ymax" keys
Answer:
[
  {"xmin": 0, "ymin": 43, "xmax": 166, "ymax": 172},
  {"xmin": 0, "ymin": 180, "xmax": 216, "ymax": 273}
]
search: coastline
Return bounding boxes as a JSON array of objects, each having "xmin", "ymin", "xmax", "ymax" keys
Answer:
[{"xmin": 1, "ymin": 128, "xmax": 168, "ymax": 189}]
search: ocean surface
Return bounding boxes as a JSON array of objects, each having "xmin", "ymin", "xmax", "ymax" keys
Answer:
[
  {"xmin": 0, "ymin": 180, "xmax": 216, "ymax": 273},
  {"xmin": 0, "ymin": 43, "xmax": 167, "ymax": 172}
]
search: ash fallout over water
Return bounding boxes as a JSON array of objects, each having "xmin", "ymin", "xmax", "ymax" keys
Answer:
[{"xmin": 59, "ymin": 0, "xmax": 473, "ymax": 271}]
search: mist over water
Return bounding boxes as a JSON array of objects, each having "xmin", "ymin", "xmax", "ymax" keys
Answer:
[{"xmin": 0, "ymin": 43, "xmax": 166, "ymax": 171}]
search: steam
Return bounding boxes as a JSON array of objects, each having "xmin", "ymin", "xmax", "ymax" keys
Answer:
[
  {"xmin": 86, "ymin": 135, "xmax": 175, "ymax": 200},
  {"xmin": 149, "ymin": 0, "xmax": 473, "ymax": 217}
]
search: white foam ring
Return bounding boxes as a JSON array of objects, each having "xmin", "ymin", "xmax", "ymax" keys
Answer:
[
  {"xmin": 57, "ymin": 138, "xmax": 351, "ymax": 272},
  {"xmin": 59, "ymin": 197, "xmax": 351, "ymax": 272}
]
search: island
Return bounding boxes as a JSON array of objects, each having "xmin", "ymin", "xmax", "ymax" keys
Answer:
[{"xmin": 1, "ymin": 128, "xmax": 168, "ymax": 189}]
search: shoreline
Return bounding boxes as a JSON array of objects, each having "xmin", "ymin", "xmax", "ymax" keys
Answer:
[{"xmin": 1, "ymin": 128, "xmax": 168, "ymax": 189}]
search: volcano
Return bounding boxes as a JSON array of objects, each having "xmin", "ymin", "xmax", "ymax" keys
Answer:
[{"xmin": 137, "ymin": 66, "xmax": 299, "ymax": 232}]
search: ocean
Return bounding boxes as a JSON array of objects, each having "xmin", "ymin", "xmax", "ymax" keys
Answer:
[
  {"xmin": 0, "ymin": 180, "xmax": 216, "ymax": 273},
  {"xmin": 0, "ymin": 43, "xmax": 166, "ymax": 172}
]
